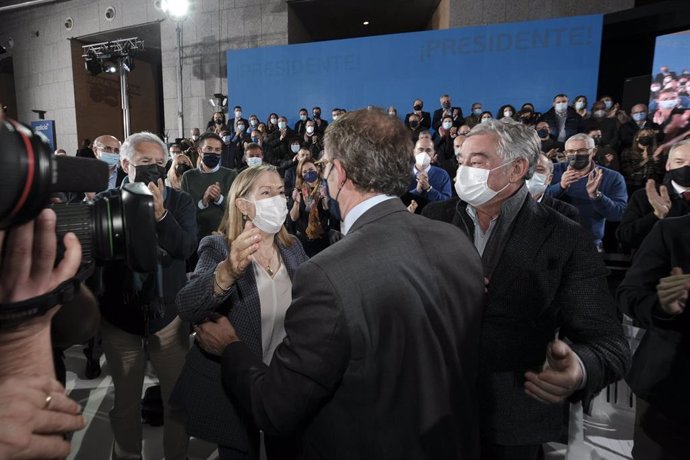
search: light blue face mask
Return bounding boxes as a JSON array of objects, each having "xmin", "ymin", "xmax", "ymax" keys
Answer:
[{"xmin": 100, "ymin": 152, "xmax": 120, "ymax": 167}]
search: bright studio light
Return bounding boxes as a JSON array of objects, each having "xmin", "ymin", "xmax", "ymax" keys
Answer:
[{"xmin": 161, "ymin": 0, "xmax": 190, "ymax": 20}]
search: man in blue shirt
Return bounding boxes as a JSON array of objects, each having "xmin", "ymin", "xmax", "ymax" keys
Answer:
[
  {"xmin": 407, "ymin": 137, "xmax": 452, "ymax": 213},
  {"xmin": 546, "ymin": 133, "xmax": 627, "ymax": 250}
]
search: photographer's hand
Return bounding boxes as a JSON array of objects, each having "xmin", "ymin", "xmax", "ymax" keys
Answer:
[
  {"xmin": 0, "ymin": 375, "xmax": 85, "ymax": 460},
  {"xmin": 0, "ymin": 208, "xmax": 82, "ymax": 376}
]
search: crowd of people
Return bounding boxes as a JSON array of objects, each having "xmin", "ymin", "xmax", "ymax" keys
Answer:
[{"xmin": 1, "ymin": 72, "xmax": 689, "ymax": 460}]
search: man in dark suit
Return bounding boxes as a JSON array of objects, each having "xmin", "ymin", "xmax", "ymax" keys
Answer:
[
  {"xmin": 404, "ymin": 98, "xmax": 431, "ymax": 131},
  {"xmin": 617, "ymin": 140, "xmax": 690, "ymax": 252},
  {"xmin": 99, "ymin": 131, "xmax": 197, "ymax": 460},
  {"xmin": 432, "ymin": 93, "xmax": 465, "ymax": 131},
  {"xmin": 422, "ymin": 119, "xmax": 629, "ymax": 459},
  {"xmin": 537, "ymin": 93, "xmax": 584, "ymax": 143},
  {"xmin": 194, "ymin": 108, "xmax": 486, "ymax": 459},
  {"xmin": 617, "ymin": 213, "xmax": 690, "ymax": 459}
]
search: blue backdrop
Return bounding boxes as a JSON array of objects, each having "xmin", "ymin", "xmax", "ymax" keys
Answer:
[
  {"xmin": 227, "ymin": 14, "xmax": 603, "ymax": 125},
  {"xmin": 652, "ymin": 29, "xmax": 690, "ymax": 76}
]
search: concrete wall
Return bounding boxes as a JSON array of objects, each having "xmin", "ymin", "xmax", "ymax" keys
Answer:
[
  {"xmin": 0, "ymin": 0, "xmax": 288, "ymax": 153},
  {"xmin": 0, "ymin": 0, "xmax": 635, "ymax": 153},
  {"xmin": 449, "ymin": 0, "xmax": 635, "ymax": 28}
]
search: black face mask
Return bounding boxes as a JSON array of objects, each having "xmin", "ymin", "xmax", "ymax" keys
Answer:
[
  {"xmin": 669, "ymin": 165, "xmax": 690, "ymax": 187},
  {"xmin": 410, "ymin": 121, "xmax": 419, "ymax": 129},
  {"xmin": 133, "ymin": 164, "xmax": 166, "ymax": 184},
  {"xmin": 591, "ymin": 136, "xmax": 602, "ymax": 146},
  {"xmin": 638, "ymin": 136, "xmax": 653, "ymax": 147},
  {"xmin": 313, "ymin": 112, "xmax": 320, "ymax": 119},
  {"xmin": 537, "ymin": 129, "xmax": 550, "ymax": 138},
  {"xmin": 568, "ymin": 155, "xmax": 591, "ymax": 171},
  {"xmin": 214, "ymin": 119, "xmax": 223, "ymax": 125},
  {"xmin": 176, "ymin": 163, "xmax": 192, "ymax": 176},
  {"xmin": 413, "ymin": 104, "xmax": 422, "ymax": 111}
]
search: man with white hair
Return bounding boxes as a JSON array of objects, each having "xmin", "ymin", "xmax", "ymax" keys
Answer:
[
  {"xmin": 423, "ymin": 119, "xmax": 629, "ymax": 459},
  {"xmin": 98, "ymin": 131, "xmax": 197, "ymax": 460},
  {"xmin": 546, "ymin": 133, "xmax": 627, "ymax": 251}
]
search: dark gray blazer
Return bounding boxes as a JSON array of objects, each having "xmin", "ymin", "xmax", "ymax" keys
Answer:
[
  {"xmin": 423, "ymin": 194, "xmax": 630, "ymax": 446},
  {"xmin": 221, "ymin": 198, "xmax": 486, "ymax": 459},
  {"xmin": 171, "ymin": 234, "xmax": 308, "ymax": 449}
]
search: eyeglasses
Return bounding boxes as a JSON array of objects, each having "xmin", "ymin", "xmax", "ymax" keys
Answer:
[
  {"xmin": 99, "ymin": 146, "xmax": 120, "ymax": 154},
  {"xmin": 564, "ymin": 148, "xmax": 592, "ymax": 156}
]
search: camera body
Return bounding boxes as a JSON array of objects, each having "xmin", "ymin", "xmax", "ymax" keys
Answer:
[
  {"xmin": 0, "ymin": 118, "xmax": 159, "ymax": 273},
  {"xmin": 52, "ymin": 183, "xmax": 158, "ymax": 273}
]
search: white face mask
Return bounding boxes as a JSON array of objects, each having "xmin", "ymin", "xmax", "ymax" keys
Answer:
[
  {"xmin": 526, "ymin": 172, "xmax": 549, "ymax": 197},
  {"xmin": 503, "ymin": 110, "xmax": 513, "ymax": 117},
  {"xmin": 306, "ymin": 126, "xmax": 315, "ymax": 134},
  {"xmin": 415, "ymin": 152, "xmax": 431, "ymax": 167},
  {"xmin": 270, "ymin": 117, "xmax": 277, "ymax": 124},
  {"xmin": 246, "ymin": 156, "xmax": 262, "ymax": 167},
  {"xmin": 658, "ymin": 99, "xmax": 678, "ymax": 110},
  {"xmin": 442, "ymin": 121, "xmax": 453, "ymax": 130},
  {"xmin": 99, "ymin": 151, "xmax": 120, "ymax": 167},
  {"xmin": 454, "ymin": 162, "xmax": 512, "ymax": 207},
  {"xmin": 235, "ymin": 111, "xmax": 242, "ymax": 118},
  {"xmin": 250, "ymin": 195, "xmax": 288, "ymax": 234},
  {"xmin": 278, "ymin": 121, "xmax": 287, "ymax": 130},
  {"xmin": 555, "ymin": 102, "xmax": 568, "ymax": 112},
  {"xmin": 575, "ymin": 101, "xmax": 585, "ymax": 110},
  {"xmin": 291, "ymin": 144, "xmax": 300, "ymax": 153}
]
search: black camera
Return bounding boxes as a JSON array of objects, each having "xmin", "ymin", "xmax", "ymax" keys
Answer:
[{"xmin": 0, "ymin": 118, "xmax": 158, "ymax": 273}]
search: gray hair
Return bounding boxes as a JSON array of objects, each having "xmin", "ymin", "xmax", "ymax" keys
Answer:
[
  {"xmin": 467, "ymin": 118, "xmax": 539, "ymax": 179},
  {"xmin": 120, "ymin": 131, "xmax": 168, "ymax": 162},
  {"xmin": 565, "ymin": 133, "xmax": 595, "ymax": 150},
  {"xmin": 324, "ymin": 108, "xmax": 413, "ymax": 196},
  {"xmin": 669, "ymin": 139, "xmax": 690, "ymax": 157}
]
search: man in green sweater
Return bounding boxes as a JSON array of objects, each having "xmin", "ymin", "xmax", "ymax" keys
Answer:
[{"xmin": 181, "ymin": 132, "xmax": 237, "ymax": 240}]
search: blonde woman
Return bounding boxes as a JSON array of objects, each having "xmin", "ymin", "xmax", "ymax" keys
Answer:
[
  {"xmin": 172, "ymin": 165, "xmax": 307, "ymax": 460},
  {"xmin": 166, "ymin": 153, "xmax": 193, "ymax": 190},
  {"xmin": 288, "ymin": 157, "xmax": 331, "ymax": 256}
]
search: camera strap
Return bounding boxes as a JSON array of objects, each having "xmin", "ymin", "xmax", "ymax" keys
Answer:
[{"xmin": 0, "ymin": 277, "xmax": 81, "ymax": 330}]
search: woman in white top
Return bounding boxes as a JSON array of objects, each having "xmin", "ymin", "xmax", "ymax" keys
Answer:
[{"xmin": 172, "ymin": 165, "xmax": 308, "ymax": 460}]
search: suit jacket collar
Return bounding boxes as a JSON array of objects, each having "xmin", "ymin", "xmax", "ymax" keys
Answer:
[
  {"xmin": 348, "ymin": 198, "xmax": 408, "ymax": 234},
  {"xmin": 488, "ymin": 197, "xmax": 557, "ymax": 283},
  {"xmin": 453, "ymin": 194, "xmax": 555, "ymax": 279}
]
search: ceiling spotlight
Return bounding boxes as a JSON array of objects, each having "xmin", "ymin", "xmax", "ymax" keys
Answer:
[
  {"xmin": 103, "ymin": 60, "xmax": 118, "ymax": 74},
  {"xmin": 161, "ymin": 0, "xmax": 190, "ymax": 20},
  {"xmin": 363, "ymin": 20, "xmax": 369, "ymax": 26}
]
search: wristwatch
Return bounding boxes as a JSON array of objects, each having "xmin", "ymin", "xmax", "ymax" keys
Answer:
[{"xmin": 592, "ymin": 191, "xmax": 603, "ymax": 200}]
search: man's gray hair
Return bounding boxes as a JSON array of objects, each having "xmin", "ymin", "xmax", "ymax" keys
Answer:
[
  {"xmin": 467, "ymin": 118, "xmax": 539, "ymax": 179},
  {"xmin": 120, "ymin": 131, "xmax": 168, "ymax": 162},
  {"xmin": 669, "ymin": 139, "xmax": 690, "ymax": 157},
  {"xmin": 565, "ymin": 133, "xmax": 595, "ymax": 150},
  {"xmin": 324, "ymin": 108, "xmax": 413, "ymax": 196}
]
